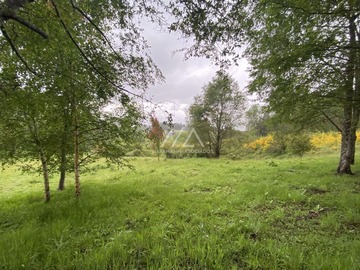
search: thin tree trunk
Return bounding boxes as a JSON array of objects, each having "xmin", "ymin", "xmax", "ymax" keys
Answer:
[
  {"xmin": 58, "ymin": 121, "xmax": 68, "ymax": 191},
  {"xmin": 28, "ymin": 118, "xmax": 51, "ymax": 201},
  {"xmin": 39, "ymin": 149, "xmax": 51, "ymax": 202},
  {"xmin": 74, "ymin": 113, "xmax": 80, "ymax": 197},
  {"xmin": 214, "ymin": 98, "xmax": 224, "ymax": 158},
  {"xmin": 214, "ymin": 129, "xmax": 221, "ymax": 158},
  {"xmin": 214, "ymin": 143, "xmax": 221, "ymax": 158},
  {"xmin": 58, "ymin": 145, "xmax": 66, "ymax": 191},
  {"xmin": 351, "ymin": 22, "xmax": 360, "ymax": 165},
  {"xmin": 349, "ymin": 112, "xmax": 359, "ymax": 165}
]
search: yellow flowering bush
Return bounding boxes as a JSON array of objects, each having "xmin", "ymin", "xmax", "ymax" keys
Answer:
[
  {"xmin": 310, "ymin": 132, "xmax": 341, "ymax": 148},
  {"xmin": 244, "ymin": 135, "xmax": 273, "ymax": 152},
  {"xmin": 244, "ymin": 131, "xmax": 360, "ymax": 154}
]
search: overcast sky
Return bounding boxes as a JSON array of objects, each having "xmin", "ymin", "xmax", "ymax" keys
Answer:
[{"xmin": 140, "ymin": 24, "xmax": 250, "ymax": 124}]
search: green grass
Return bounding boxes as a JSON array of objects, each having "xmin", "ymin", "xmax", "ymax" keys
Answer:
[{"xmin": 1, "ymin": 153, "xmax": 360, "ymax": 269}]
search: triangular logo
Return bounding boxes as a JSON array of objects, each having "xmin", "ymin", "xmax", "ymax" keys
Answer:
[
  {"xmin": 161, "ymin": 129, "xmax": 175, "ymax": 147},
  {"xmin": 182, "ymin": 128, "xmax": 205, "ymax": 148}
]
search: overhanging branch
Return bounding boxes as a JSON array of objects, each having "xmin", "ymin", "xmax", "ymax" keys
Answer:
[
  {"xmin": 50, "ymin": 0, "xmax": 152, "ymax": 102},
  {"xmin": 69, "ymin": 0, "xmax": 125, "ymax": 65},
  {"xmin": 0, "ymin": 0, "xmax": 47, "ymax": 74},
  {"xmin": 11, "ymin": 14, "xmax": 48, "ymax": 38},
  {"xmin": 320, "ymin": 110, "xmax": 342, "ymax": 133},
  {"xmin": 0, "ymin": 0, "xmax": 47, "ymax": 38},
  {"xmin": 0, "ymin": 25, "xmax": 37, "ymax": 75}
]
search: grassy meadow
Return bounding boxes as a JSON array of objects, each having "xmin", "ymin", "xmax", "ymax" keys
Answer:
[{"xmin": 1, "ymin": 153, "xmax": 360, "ymax": 269}]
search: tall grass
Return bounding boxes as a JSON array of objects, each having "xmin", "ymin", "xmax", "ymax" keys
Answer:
[{"xmin": 1, "ymin": 154, "xmax": 360, "ymax": 269}]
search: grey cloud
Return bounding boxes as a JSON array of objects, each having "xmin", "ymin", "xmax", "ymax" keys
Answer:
[{"xmin": 140, "ymin": 24, "xmax": 249, "ymax": 123}]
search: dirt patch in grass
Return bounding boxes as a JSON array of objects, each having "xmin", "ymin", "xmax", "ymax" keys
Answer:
[
  {"xmin": 305, "ymin": 187, "xmax": 328, "ymax": 195},
  {"xmin": 268, "ymin": 201, "xmax": 332, "ymax": 236},
  {"xmin": 184, "ymin": 187, "xmax": 213, "ymax": 193},
  {"xmin": 184, "ymin": 185, "xmax": 235, "ymax": 194},
  {"xmin": 251, "ymin": 204, "xmax": 277, "ymax": 214},
  {"xmin": 352, "ymin": 182, "xmax": 360, "ymax": 193},
  {"xmin": 290, "ymin": 185, "xmax": 328, "ymax": 195},
  {"xmin": 344, "ymin": 221, "xmax": 360, "ymax": 231}
]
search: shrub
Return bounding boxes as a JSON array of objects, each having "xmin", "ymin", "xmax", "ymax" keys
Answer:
[
  {"xmin": 265, "ymin": 133, "xmax": 287, "ymax": 155},
  {"xmin": 286, "ymin": 133, "xmax": 313, "ymax": 157},
  {"xmin": 243, "ymin": 135, "xmax": 273, "ymax": 152},
  {"xmin": 243, "ymin": 132, "xmax": 316, "ymax": 156}
]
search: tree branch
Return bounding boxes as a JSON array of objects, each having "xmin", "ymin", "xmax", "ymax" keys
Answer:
[
  {"xmin": 79, "ymin": 152, "xmax": 98, "ymax": 166},
  {"xmin": 10, "ymin": 14, "xmax": 48, "ymax": 38},
  {"xmin": 0, "ymin": 0, "xmax": 47, "ymax": 38},
  {"xmin": 272, "ymin": 0, "xmax": 349, "ymax": 16},
  {"xmin": 69, "ymin": 0, "xmax": 124, "ymax": 65},
  {"xmin": 4, "ymin": 0, "xmax": 37, "ymax": 9},
  {"xmin": 320, "ymin": 110, "xmax": 342, "ymax": 133},
  {"xmin": 0, "ymin": 25, "xmax": 38, "ymax": 75},
  {"xmin": 50, "ymin": 0, "xmax": 171, "ymax": 121},
  {"xmin": 50, "ymin": 0, "xmax": 143, "ymax": 100}
]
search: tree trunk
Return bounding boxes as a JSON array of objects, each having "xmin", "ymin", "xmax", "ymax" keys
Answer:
[
  {"xmin": 214, "ymin": 131, "xmax": 221, "ymax": 158},
  {"xmin": 58, "ymin": 122, "xmax": 68, "ymax": 191},
  {"xmin": 337, "ymin": 114, "xmax": 353, "ymax": 174},
  {"xmin": 57, "ymin": 146, "xmax": 66, "ymax": 191},
  {"xmin": 214, "ymin": 144, "xmax": 220, "ymax": 158},
  {"xmin": 337, "ymin": 12, "xmax": 358, "ymax": 174},
  {"xmin": 29, "ymin": 118, "xmax": 51, "ymax": 201},
  {"xmin": 337, "ymin": 123, "xmax": 357, "ymax": 174},
  {"xmin": 74, "ymin": 113, "xmax": 80, "ymax": 197},
  {"xmin": 39, "ymin": 149, "xmax": 51, "ymax": 202}
]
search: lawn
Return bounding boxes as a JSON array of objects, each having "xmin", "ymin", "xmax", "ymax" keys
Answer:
[{"xmin": 0, "ymin": 154, "xmax": 360, "ymax": 269}]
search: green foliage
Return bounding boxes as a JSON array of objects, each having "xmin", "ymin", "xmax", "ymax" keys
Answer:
[
  {"xmin": 266, "ymin": 133, "xmax": 288, "ymax": 156},
  {"xmin": 147, "ymin": 115, "xmax": 165, "ymax": 161},
  {"xmin": 0, "ymin": 0, "xmax": 164, "ymax": 197},
  {"xmin": 169, "ymin": 0, "xmax": 360, "ymax": 173},
  {"xmin": 286, "ymin": 133, "xmax": 313, "ymax": 157},
  {"xmin": 1, "ymin": 155, "xmax": 360, "ymax": 269},
  {"xmin": 188, "ymin": 70, "xmax": 246, "ymax": 158},
  {"xmin": 220, "ymin": 130, "xmax": 249, "ymax": 159},
  {"xmin": 245, "ymin": 104, "xmax": 270, "ymax": 137},
  {"xmin": 265, "ymin": 132, "xmax": 313, "ymax": 157}
]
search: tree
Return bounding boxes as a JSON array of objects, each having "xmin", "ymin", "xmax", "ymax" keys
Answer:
[
  {"xmin": 246, "ymin": 104, "xmax": 270, "ymax": 137},
  {"xmin": 188, "ymin": 71, "xmax": 246, "ymax": 158},
  {"xmin": 0, "ymin": 0, "xmax": 162, "ymax": 201},
  {"xmin": 0, "ymin": 88, "xmax": 54, "ymax": 201},
  {"xmin": 147, "ymin": 114, "xmax": 165, "ymax": 161},
  {"xmin": 0, "ymin": 0, "xmax": 164, "ymax": 81},
  {"xmin": 169, "ymin": 0, "xmax": 360, "ymax": 174}
]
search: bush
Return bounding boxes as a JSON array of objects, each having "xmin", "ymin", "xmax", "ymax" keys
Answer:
[
  {"xmin": 286, "ymin": 133, "xmax": 313, "ymax": 157},
  {"xmin": 265, "ymin": 133, "xmax": 287, "ymax": 155}
]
